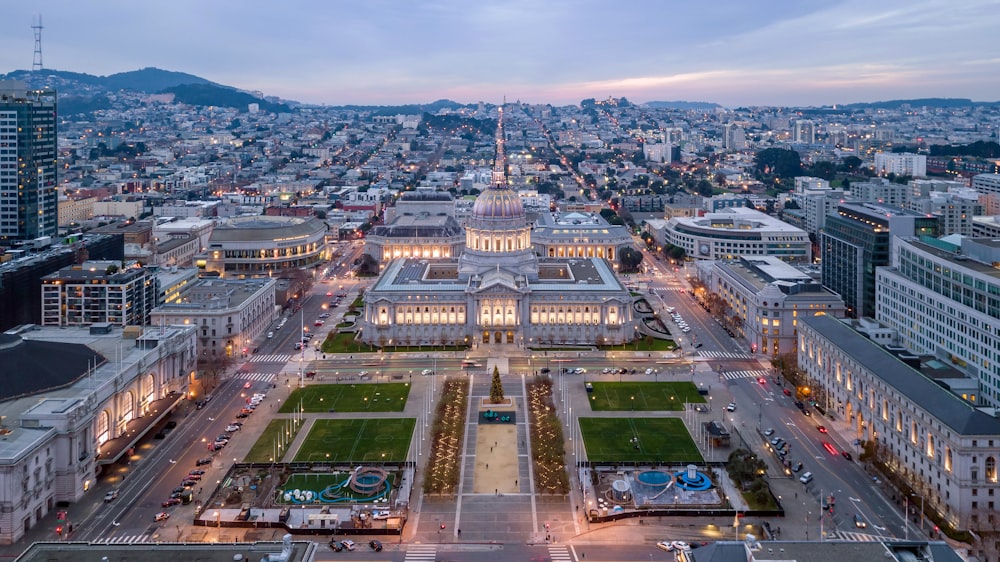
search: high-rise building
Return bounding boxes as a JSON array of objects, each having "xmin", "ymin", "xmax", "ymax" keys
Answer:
[
  {"xmin": 821, "ymin": 203, "xmax": 938, "ymax": 318},
  {"xmin": 0, "ymin": 81, "xmax": 57, "ymax": 243},
  {"xmin": 723, "ymin": 123, "xmax": 747, "ymax": 151},
  {"xmin": 792, "ymin": 119, "xmax": 815, "ymax": 144}
]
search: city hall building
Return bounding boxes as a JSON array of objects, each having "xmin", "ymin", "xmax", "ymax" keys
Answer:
[{"xmin": 358, "ymin": 108, "xmax": 637, "ymax": 348}]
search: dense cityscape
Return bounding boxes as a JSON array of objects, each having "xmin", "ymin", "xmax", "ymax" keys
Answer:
[{"xmin": 2, "ymin": 54, "xmax": 1000, "ymax": 562}]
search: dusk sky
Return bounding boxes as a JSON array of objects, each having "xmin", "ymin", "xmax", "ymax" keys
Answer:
[{"xmin": 2, "ymin": 1, "xmax": 998, "ymax": 107}]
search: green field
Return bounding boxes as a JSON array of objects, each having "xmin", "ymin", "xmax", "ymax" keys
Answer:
[
  {"xmin": 280, "ymin": 383, "xmax": 410, "ymax": 413},
  {"xmin": 579, "ymin": 417, "xmax": 702, "ymax": 463},
  {"xmin": 587, "ymin": 382, "xmax": 706, "ymax": 411},
  {"xmin": 293, "ymin": 418, "xmax": 415, "ymax": 462},
  {"xmin": 244, "ymin": 419, "xmax": 302, "ymax": 463}
]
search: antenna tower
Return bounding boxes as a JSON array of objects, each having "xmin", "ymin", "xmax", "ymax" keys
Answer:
[{"xmin": 31, "ymin": 15, "xmax": 43, "ymax": 72}]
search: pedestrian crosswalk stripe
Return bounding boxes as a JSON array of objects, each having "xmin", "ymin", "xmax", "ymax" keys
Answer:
[
  {"xmin": 99, "ymin": 535, "xmax": 149, "ymax": 544},
  {"xmin": 548, "ymin": 545, "xmax": 572, "ymax": 561},
  {"xmin": 698, "ymin": 350, "xmax": 755, "ymax": 359},
  {"xmin": 722, "ymin": 369, "xmax": 770, "ymax": 381},
  {"xmin": 829, "ymin": 530, "xmax": 883, "ymax": 542},
  {"xmin": 405, "ymin": 544, "xmax": 437, "ymax": 561},
  {"xmin": 249, "ymin": 354, "xmax": 295, "ymax": 363},
  {"xmin": 229, "ymin": 372, "xmax": 275, "ymax": 383}
]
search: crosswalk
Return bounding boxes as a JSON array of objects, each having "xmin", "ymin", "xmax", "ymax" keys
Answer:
[
  {"xmin": 97, "ymin": 534, "xmax": 151, "ymax": 544},
  {"xmin": 722, "ymin": 369, "xmax": 770, "ymax": 381},
  {"xmin": 828, "ymin": 530, "xmax": 884, "ymax": 542},
  {"xmin": 232, "ymin": 372, "xmax": 275, "ymax": 383},
  {"xmin": 405, "ymin": 544, "xmax": 437, "ymax": 561},
  {"xmin": 650, "ymin": 286, "xmax": 687, "ymax": 292},
  {"xmin": 698, "ymin": 350, "xmax": 755, "ymax": 360},
  {"xmin": 248, "ymin": 354, "xmax": 295, "ymax": 363},
  {"xmin": 548, "ymin": 545, "xmax": 572, "ymax": 561}
]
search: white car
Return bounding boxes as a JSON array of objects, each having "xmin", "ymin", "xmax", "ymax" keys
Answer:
[
  {"xmin": 154, "ymin": 512, "xmax": 170, "ymax": 522},
  {"xmin": 656, "ymin": 541, "xmax": 691, "ymax": 552},
  {"xmin": 340, "ymin": 539, "xmax": 356, "ymax": 551},
  {"xmin": 226, "ymin": 424, "xmax": 241, "ymax": 432},
  {"xmin": 763, "ymin": 428, "xmax": 775, "ymax": 436},
  {"xmin": 421, "ymin": 369, "xmax": 434, "ymax": 375},
  {"xmin": 726, "ymin": 402, "xmax": 736, "ymax": 412}
]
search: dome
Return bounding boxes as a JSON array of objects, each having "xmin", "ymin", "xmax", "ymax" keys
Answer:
[{"xmin": 471, "ymin": 186, "xmax": 525, "ymax": 222}]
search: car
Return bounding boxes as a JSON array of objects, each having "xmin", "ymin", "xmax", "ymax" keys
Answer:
[
  {"xmin": 757, "ymin": 377, "xmax": 767, "ymax": 384},
  {"xmin": 171, "ymin": 486, "xmax": 186, "ymax": 494},
  {"xmin": 803, "ymin": 409, "xmax": 812, "ymax": 417},
  {"xmin": 842, "ymin": 451, "xmax": 853, "ymax": 461},
  {"xmin": 103, "ymin": 489, "xmax": 119, "ymax": 503},
  {"xmin": 182, "ymin": 479, "xmax": 198, "ymax": 487},
  {"xmin": 770, "ymin": 437, "xmax": 783, "ymax": 446},
  {"xmin": 294, "ymin": 342, "xmax": 303, "ymax": 350},
  {"xmin": 162, "ymin": 498, "xmax": 182, "ymax": 507},
  {"xmin": 369, "ymin": 539, "xmax": 383, "ymax": 552},
  {"xmin": 783, "ymin": 388, "xmax": 792, "ymax": 396},
  {"xmin": 314, "ymin": 320, "xmax": 324, "ymax": 326},
  {"xmin": 763, "ymin": 428, "xmax": 775, "ymax": 436},
  {"xmin": 822, "ymin": 442, "xmax": 838, "ymax": 455},
  {"xmin": 319, "ymin": 312, "xmax": 331, "ymax": 318},
  {"xmin": 656, "ymin": 541, "xmax": 691, "ymax": 552},
  {"xmin": 726, "ymin": 402, "xmax": 736, "ymax": 412},
  {"xmin": 817, "ymin": 425, "xmax": 827, "ymax": 433},
  {"xmin": 340, "ymin": 539, "xmax": 356, "ymax": 551},
  {"xmin": 326, "ymin": 291, "xmax": 333, "ymax": 297},
  {"xmin": 540, "ymin": 368, "xmax": 551, "ymax": 374},
  {"xmin": 682, "ymin": 327, "xmax": 691, "ymax": 332},
  {"xmin": 196, "ymin": 457, "xmax": 212, "ymax": 466},
  {"xmin": 422, "ymin": 369, "xmax": 434, "ymax": 375},
  {"xmin": 188, "ymin": 469, "xmax": 206, "ymax": 476},
  {"xmin": 794, "ymin": 400, "xmax": 805, "ymax": 409},
  {"xmin": 185, "ymin": 473, "xmax": 203, "ymax": 481},
  {"xmin": 854, "ymin": 514, "xmax": 867, "ymax": 528},
  {"xmin": 656, "ymin": 541, "xmax": 673, "ymax": 552},
  {"xmin": 645, "ymin": 368, "xmax": 654, "ymax": 375},
  {"xmin": 799, "ymin": 471, "xmax": 814, "ymax": 484},
  {"xmin": 154, "ymin": 512, "xmax": 170, "ymax": 522},
  {"xmin": 236, "ymin": 411, "xmax": 250, "ymax": 418},
  {"xmin": 305, "ymin": 371, "xmax": 317, "ymax": 378},
  {"xmin": 266, "ymin": 331, "xmax": 273, "ymax": 339},
  {"xmin": 358, "ymin": 370, "xmax": 369, "ymax": 377},
  {"xmin": 329, "ymin": 540, "xmax": 344, "ymax": 552},
  {"xmin": 792, "ymin": 462, "xmax": 804, "ymax": 472}
]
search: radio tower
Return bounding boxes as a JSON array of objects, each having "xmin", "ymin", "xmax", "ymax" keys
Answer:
[{"xmin": 31, "ymin": 15, "xmax": 43, "ymax": 72}]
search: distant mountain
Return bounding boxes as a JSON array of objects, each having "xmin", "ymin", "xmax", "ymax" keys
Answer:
[
  {"xmin": 163, "ymin": 83, "xmax": 290, "ymax": 113},
  {"xmin": 644, "ymin": 100, "xmax": 721, "ymax": 110},
  {"xmin": 838, "ymin": 98, "xmax": 1000, "ymax": 109},
  {"xmin": 0, "ymin": 67, "xmax": 289, "ymax": 114}
]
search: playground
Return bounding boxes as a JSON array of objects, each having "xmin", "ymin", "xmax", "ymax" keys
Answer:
[{"xmin": 279, "ymin": 467, "xmax": 394, "ymax": 504}]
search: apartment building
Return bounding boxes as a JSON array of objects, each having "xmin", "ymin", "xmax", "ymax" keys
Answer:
[{"xmin": 40, "ymin": 262, "xmax": 157, "ymax": 327}]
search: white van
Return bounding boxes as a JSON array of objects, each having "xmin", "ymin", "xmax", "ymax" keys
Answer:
[{"xmin": 799, "ymin": 472, "xmax": 813, "ymax": 484}]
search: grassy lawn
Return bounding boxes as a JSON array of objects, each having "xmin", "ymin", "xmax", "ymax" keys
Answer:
[
  {"xmin": 320, "ymin": 331, "xmax": 374, "ymax": 353},
  {"xmin": 598, "ymin": 338, "xmax": 677, "ymax": 352},
  {"xmin": 587, "ymin": 382, "xmax": 706, "ymax": 411},
  {"xmin": 579, "ymin": 417, "xmax": 702, "ymax": 463},
  {"xmin": 280, "ymin": 383, "xmax": 410, "ymax": 413},
  {"xmin": 244, "ymin": 419, "xmax": 302, "ymax": 463},
  {"xmin": 293, "ymin": 418, "xmax": 415, "ymax": 462}
]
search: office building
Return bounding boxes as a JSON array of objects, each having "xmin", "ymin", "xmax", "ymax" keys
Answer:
[
  {"xmin": 877, "ymin": 236, "xmax": 1000, "ymax": 406},
  {"xmin": 662, "ymin": 207, "xmax": 811, "ymax": 263},
  {"xmin": 0, "ymin": 82, "xmax": 57, "ymax": 243},
  {"xmin": 798, "ymin": 314, "xmax": 1000, "ymax": 561},
  {"xmin": 821, "ymin": 203, "xmax": 938, "ymax": 318}
]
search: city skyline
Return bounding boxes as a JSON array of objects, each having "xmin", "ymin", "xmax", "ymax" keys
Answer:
[{"xmin": 2, "ymin": 0, "xmax": 999, "ymax": 107}]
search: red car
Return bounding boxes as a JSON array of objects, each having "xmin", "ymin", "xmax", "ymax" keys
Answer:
[
  {"xmin": 161, "ymin": 498, "xmax": 181, "ymax": 508},
  {"xmin": 782, "ymin": 388, "xmax": 792, "ymax": 396},
  {"xmin": 817, "ymin": 426, "xmax": 828, "ymax": 433}
]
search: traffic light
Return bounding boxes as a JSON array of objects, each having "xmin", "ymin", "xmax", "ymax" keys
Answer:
[{"xmin": 55, "ymin": 525, "xmax": 62, "ymax": 536}]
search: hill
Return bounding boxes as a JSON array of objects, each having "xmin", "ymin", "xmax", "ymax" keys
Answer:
[
  {"xmin": 163, "ymin": 83, "xmax": 290, "ymax": 113},
  {"xmin": 839, "ymin": 98, "xmax": 999, "ymax": 109}
]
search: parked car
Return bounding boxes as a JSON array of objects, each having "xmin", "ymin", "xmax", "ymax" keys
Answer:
[
  {"xmin": 369, "ymin": 539, "xmax": 383, "ymax": 552},
  {"xmin": 154, "ymin": 512, "xmax": 170, "ymax": 522},
  {"xmin": 340, "ymin": 539, "xmax": 356, "ymax": 551},
  {"xmin": 792, "ymin": 462, "xmax": 804, "ymax": 472},
  {"xmin": 103, "ymin": 489, "xmax": 119, "ymax": 503},
  {"xmin": 162, "ymin": 498, "xmax": 181, "ymax": 508},
  {"xmin": 196, "ymin": 457, "xmax": 212, "ymax": 466},
  {"xmin": 188, "ymin": 469, "xmax": 206, "ymax": 476},
  {"xmin": 226, "ymin": 424, "xmax": 241, "ymax": 432},
  {"xmin": 329, "ymin": 540, "xmax": 343, "ymax": 552},
  {"xmin": 185, "ymin": 474, "xmax": 202, "ymax": 481},
  {"xmin": 763, "ymin": 428, "xmax": 775, "ymax": 436},
  {"xmin": 842, "ymin": 451, "xmax": 853, "ymax": 461}
]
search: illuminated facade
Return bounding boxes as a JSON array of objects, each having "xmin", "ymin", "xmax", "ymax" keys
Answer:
[
  {"xmin": 359, "ymin": 105, "xmax": 637, "ymax": 347},
  {"xmin": 195, "ymin": 216, "xmax": 327, "ymax": 278}
]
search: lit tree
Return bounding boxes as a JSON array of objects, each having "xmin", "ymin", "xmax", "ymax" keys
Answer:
[{"xmin": 489, "ymin": 365, "xmax": 505, "ymax": 404}]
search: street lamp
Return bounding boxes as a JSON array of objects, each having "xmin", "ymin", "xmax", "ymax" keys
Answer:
[{"xmin": 631, "ymin": 395, "xmax": 635, "ymax": 411}]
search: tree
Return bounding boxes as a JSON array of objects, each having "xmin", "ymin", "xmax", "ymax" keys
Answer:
[
  {"xmin": 618, "ymin": 246, "xmax": 644, "ymax": 273},
  {"xmin": 489, "ymin": 366, "xmax": 505, "ymax": 404},
  {"xmin": 754, "ymin": 148, "xmax": 802, "ymax": 179}
]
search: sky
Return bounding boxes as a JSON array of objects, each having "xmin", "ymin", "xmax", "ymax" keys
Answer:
[{"xmin": 1, "ymin": 0, "xmax": 998, "ymax": 107}]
